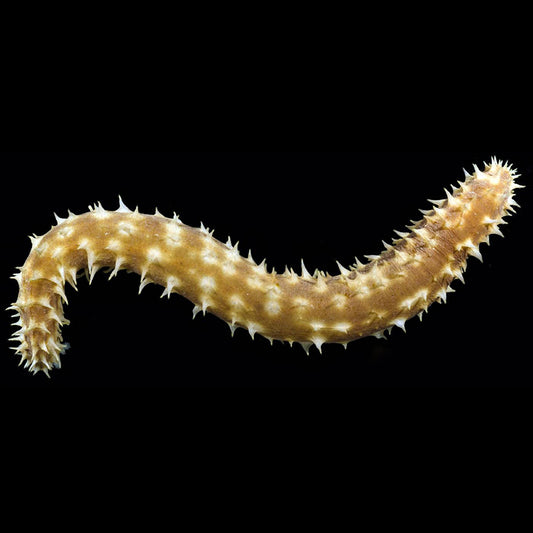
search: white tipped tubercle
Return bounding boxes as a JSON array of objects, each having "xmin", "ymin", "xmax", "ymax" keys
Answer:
[{"xmin": 9, "ymin": 160, "xmax": 523, "ymax": 374}]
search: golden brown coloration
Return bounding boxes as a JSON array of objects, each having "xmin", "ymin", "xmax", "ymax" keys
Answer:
[{"xmin": 9, "ymin": 158, "xmax": 523, "ymax": 375}]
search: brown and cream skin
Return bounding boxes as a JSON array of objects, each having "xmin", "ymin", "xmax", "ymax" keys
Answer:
[{"xmin": 9, "ymin": 158, "xmax": 523, "ymax": 376}]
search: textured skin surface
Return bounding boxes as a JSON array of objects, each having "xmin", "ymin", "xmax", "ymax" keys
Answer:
[{"xmin": 9, "ymin": 158, "xmax": 523, "ymax": 375}]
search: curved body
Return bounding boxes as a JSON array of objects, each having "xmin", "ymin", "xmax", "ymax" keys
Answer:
[{"xmin": 9, "ymin": 158, "xmax": 523, "ymax": 375}]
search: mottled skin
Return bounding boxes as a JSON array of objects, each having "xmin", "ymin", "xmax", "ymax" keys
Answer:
[{"xmin": 9, "ymin": 159, "xmax": 523, "ymax": 375}]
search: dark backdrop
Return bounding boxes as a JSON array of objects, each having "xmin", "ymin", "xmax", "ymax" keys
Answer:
[{"xmin": 1, "ymin": 151, "xmax": 531, "ymax": 387}]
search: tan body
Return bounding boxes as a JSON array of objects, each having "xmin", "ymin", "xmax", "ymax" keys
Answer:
[{"xmin": 9, "ymin": 159, "xmax": 523, "ymax": 375}]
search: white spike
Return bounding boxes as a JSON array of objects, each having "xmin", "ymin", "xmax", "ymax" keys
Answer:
[
  {"xmin": 336, "ymin": 261, "xmax": 351, "ymax": 276},
  {"xmin": 471, "ymin": 248, "xmax": 483, "ymax": 263},
  {"xmin": 394, "ymin": 319, "xmax": 407, "ymax": 332},
  {"xmin": 65, "ymin": 266, "xmax": 78, "ymax": 290},
  {"xmin": 298, "ymin": 342, "xmax": 313, "ymax": 356},
  {"xmin": 354, "ymin": 257, "xmax": 365, "ymax": 269},
  {"xmin": 428, "ymin": 198, "xmax": 446, "ymax": 207},
  {"xmin": 227, "ymin": 320, "xmax": 238, "ymax": 337},
  {"xmin": 445, "ymin": 189, "xmax": 456, "ymax": 205},
  {"xmin": 437, "ymin": 288, "xmax": 448, "ymax": 303},
  {"xmin": 53, "ymin": 283, "xmax": 68, "ymax": 304},
  {"xmin": 11, "ymin": 272, "xmax": 23, "ymax": 287},
  {"xmin": 54, "ymin": 213, "xmax": 67, "ymax": 225},
  {"xmin": 314, "ymin": 269, "xmax": 326, "ymax": 279},
  {"xmin": 117, "ymin": 196, "xmax": 132, "ymax": 213},
  {"xmin": 48, "ymin": 308, "xmax": 69, "ymax": 326},
  {"xmin": 490, "ymin": 225, "xmax": 505, "ymax": 238},
  {"xmin": 161, "ymin": 276, "xmax": 180, "ymax": 299},
  {"xmin": 57, "ymin": 264, "xmax": 66, "ymax": 284},
  {"xmin": 138, "ymin": 269, "xmax": 151, "ymax": 294},
  {"xmin": 301, "ymin": 260, "xmax": 313, "ymax": 280},
  {"xmin": 462, "ymin": 240, "xmax": 483, "ymax": 262},
  {"xmin": 248, "ymin": 323, "xmax": 258, "ymax": 340},
  {"xmin": 312, "ymin": 337, "xmax": 325, "ymax": 355},
  {"xmin": 108, "ymin": 257, "xmax": 125, "ymax": 280},
  {"xmin": 87, "ymin": 252, "xmax": 99, "ymax": 284},
  {"xmin": 394, "ymin": 230, "xmax": 410, "ymax": 239},
  {"xmin": 507, "ymin": 197, "xmax": 521, "ymax": 209},
  {"xmin": 29, "ymin": 234, "xmax": 44, "ymax": 250}
]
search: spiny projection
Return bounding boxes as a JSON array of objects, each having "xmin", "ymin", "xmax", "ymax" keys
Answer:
[{"xmin": 8, "ymin": 157, "xmax": 524, "ymax": 376}]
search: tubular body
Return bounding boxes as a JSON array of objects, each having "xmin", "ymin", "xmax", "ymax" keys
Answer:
[{"xmin": 9, "ymin": 158, "xmax": 523, "ymax": 375}]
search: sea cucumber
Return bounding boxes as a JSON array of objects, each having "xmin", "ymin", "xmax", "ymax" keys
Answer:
[{"xmin": 9, "ymin": 157, "xmax": 523, "ymax": 376}]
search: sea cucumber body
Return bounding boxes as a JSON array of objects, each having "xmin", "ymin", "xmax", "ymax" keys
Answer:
[{"xmin": 9, "ymin": 159, "xmax": 523, "ymax": 375}]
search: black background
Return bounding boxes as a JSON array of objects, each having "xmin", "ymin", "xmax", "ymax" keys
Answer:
[{"xmin": 1, "ymin": 151, "xmax": 531, "ymax": 387}]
